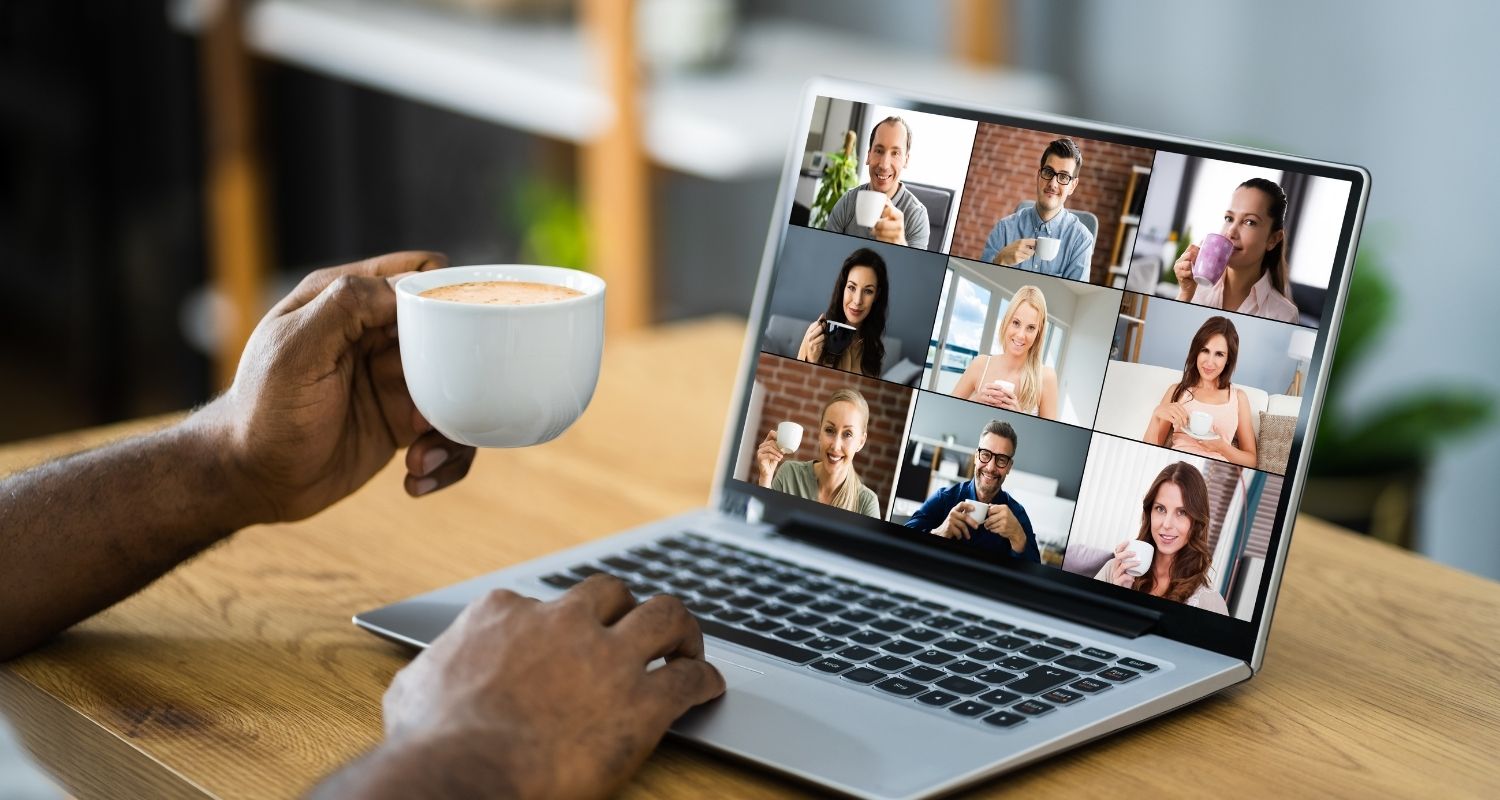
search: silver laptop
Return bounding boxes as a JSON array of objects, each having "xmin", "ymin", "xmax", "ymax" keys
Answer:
[{"xmin": 357, "ymin": 78, "xmax": 1369, "ymax": 799}]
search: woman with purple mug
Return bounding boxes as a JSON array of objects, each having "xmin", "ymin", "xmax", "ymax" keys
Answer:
[{"xmin": 1172, "ymin": 178, "xmax": 1300, "ymax": 324}]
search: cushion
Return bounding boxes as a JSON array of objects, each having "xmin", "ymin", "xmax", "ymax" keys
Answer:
[
  {"xmin": 881, "ymin": 358, "xmax": 923, "ymax": 386},
  {"xmin": 1257, "ymin": 413, "xmax": 1296, "ymax": 474}
]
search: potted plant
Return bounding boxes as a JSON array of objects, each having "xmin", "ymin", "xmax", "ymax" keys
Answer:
[
  {"xmin": 810, "ymin": 130, "xmax": 859, "ymax": 230},
  {"xmin": 1303, "ymin": 243, "xmax": 1493, "ymax": 546}
]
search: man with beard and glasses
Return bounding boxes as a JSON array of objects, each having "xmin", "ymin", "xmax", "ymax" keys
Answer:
[{"xmin": 903, "ymin": 420, "xmax": 1040, "ymax": 562}]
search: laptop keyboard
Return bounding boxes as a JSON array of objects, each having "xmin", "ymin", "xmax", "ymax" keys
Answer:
[{"xmin": 539, "ymin": 533, "xmax": 1163, "ymax": 731}]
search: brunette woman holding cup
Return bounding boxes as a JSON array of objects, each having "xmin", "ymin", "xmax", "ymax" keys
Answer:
[
  {"xmin": 1094, "ymin": 462, "xmax": 1229, "ymax": 614},
  {"xmin": 1144, "ymin": 316, "xmax": 1258, "ymax": 468},
  {"xmin": 1173, "ymin": 178, "xmax": 1300, "ymax": 324},
  {"xmin": 797, "ymin": 248, "xmax": 890, "ymax": 377},
  {"xmin": 753, "ymin": 388, "xmax": 880, "ymax": 518}
]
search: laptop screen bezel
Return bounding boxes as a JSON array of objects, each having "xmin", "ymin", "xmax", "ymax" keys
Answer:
[{"xmin": 710, "ymin": 78, "xmax": 1370, "ymax": 666}]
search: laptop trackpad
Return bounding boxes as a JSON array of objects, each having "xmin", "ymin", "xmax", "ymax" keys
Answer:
[{"xmin": 705, "ymin": 655, "xmax": 766, "ymax": 689}]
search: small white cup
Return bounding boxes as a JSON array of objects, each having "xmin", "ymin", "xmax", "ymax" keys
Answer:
[
  {"xmin": 1124, "ymin": 539, "xmax": 1155, "ymax": 577},
  {"xmin": 855, "ymin": 189, "xmax": 886, "ymax": 228},
  {"xmin": 776, "ymin": 421, "xmax": 804, "ymax": 454},
  {"xmin": 965, "ymin": 501, "xmax": 990, "ymax": 527},
  {"xmin": 1189, "ymin": 410, "xmax": 1214, "ymax": 437},
  {"xmin": 1034, "ymin": 236, "xmax": 1061, "ymax": 261},
  {"xmin": 396, "ymin": 265, "xmax": 605, "ymax": 448},
  {"xmin": 992, "ymin": 379, "xmax": 1016, "ymax": 396}
]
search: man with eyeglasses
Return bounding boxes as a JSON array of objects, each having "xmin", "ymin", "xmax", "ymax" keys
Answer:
[
  {"xmin": 903, "ymin": 420, "xmax": 1040, "ymax": 562},
  {"xmin": 980, "ymin": 137, "xmax": 1094, "ymax": 282}
]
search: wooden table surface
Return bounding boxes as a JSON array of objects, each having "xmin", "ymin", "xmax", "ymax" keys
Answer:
[{"xmin": 2, "ymin": 317, "xmax": 1497, "ymax": 799}]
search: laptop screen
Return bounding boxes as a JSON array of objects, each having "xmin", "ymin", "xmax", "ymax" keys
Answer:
[{"xmin": 725, "ymin": 85, "xmax": 1366, "ymax": 651}]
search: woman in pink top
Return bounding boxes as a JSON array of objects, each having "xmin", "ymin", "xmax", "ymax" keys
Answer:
[
  {"xmin": 1143, "ymin": 316, "xmax": 1258, "ymax": 468},
  {"xmin": 1171, "ymin": 178, "xmax": 1300, "ymax": 325}
]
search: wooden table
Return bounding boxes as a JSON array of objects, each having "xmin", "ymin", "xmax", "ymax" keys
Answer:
[{"xmin": 2, "ymin": 318, "xmax": 1497, "ymax": 798}]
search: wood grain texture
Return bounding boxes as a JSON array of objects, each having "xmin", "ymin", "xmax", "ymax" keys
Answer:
[{"xmin": 2, "ymin": 317, "xmax": 1497, "ymax": 798}]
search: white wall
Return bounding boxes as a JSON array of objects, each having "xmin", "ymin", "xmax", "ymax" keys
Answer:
[{"xmin": 1060, "ymin": 288, "xmax": 1117, "ymax": 426}]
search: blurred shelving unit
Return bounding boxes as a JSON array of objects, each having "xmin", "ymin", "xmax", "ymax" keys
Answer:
[{"xmin": 170, "ymin": 0, "xmax": 1063, "ymax": 372}]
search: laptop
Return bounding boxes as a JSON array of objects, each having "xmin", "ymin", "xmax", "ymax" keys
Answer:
[{"xmin": 356, "ymin": 78, "xmax": 1369, "ymax": 799}]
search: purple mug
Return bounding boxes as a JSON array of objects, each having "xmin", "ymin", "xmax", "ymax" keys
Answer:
[{"xmin": 1192, "ymin": 233, "xmax": 1233, "ymax": 287}]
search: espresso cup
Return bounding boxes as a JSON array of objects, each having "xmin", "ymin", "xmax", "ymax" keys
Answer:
[
  {"xmin": 1124, "ymin": 539, "xmax": 1155, "ymax": 577},
  {"xmin": 855, "ymin": 189, "xmax": 886, "ymax": 228},
  {"xmin": 823, "ymin": 319, "xmax": 858, "ymax": 357},
  {"xmin": 395, "ymin": 265, "xmax": 605, "ymax": 448},
  {"xmin": 1034, "ymin": 236, "xmax": 1061, "ymax": 261},
  {"xmin": 992, "ymin": 379, "xmax": 1016, "ymax": 396},
  {"xmin": 1189, "ymin": 410, "xmax": 1214, "ymax": 437},
  {"xmin": 1192, "ymin": 233, "xmax": 1233, "ymax": 287},
  {"xmin": 776, "ymin": 421, "xmax": 804, "ymax": 454},
  {"xmin": 965, "ymin": 501, "xmax": 990, "ymax": 527}
]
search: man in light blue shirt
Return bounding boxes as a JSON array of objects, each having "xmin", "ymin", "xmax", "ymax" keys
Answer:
[{"xmin": 980, "ymin": 137, "xmax": 1095, "ymax": 282}]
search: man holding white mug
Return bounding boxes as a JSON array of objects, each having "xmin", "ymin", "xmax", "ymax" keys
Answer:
[
  {"xmin": 902, "ymin": 420, "xmax": 1040, "ymax": 562},
  {"xmin": 819, "ymin": 116, "xmax": 931, "ymax": 249},
  {"xmin": 979, "ymin": 137, "xmax": 1095, "ymax": 282}
]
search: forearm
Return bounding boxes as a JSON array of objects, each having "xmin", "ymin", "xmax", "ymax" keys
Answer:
[
  {"xmin": 0, "ymin": 402, "xmax": 259, "ymax": 660},
  {"xmin": 311, "ymin": 732, "xmax": 526, "ymax": 800}
]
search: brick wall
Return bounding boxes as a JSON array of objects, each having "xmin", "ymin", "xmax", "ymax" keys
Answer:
[
  {"xmin": 950, "ymin": 124, "xmax": 1155, "ymax": 284},
  {"xmin": 754, "ymin": 353, "xmax": 913, "ymax": 514}
]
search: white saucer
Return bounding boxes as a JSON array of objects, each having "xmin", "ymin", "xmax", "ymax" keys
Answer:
[{"xmin": 1180, "ymin": 429, "xmax": 1219, "ymax": 441}]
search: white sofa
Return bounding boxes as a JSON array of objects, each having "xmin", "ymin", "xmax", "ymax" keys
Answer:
[{"xmin": 1092, "ymin": 361, "xmax": 1301, "ymax": 458}]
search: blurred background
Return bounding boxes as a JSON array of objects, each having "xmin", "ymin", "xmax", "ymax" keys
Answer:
[{"xmin": 1, "ymin": 0, "xmax": 1494, "ymax": 579}]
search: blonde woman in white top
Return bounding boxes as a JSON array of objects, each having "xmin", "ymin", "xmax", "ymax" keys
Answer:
[{"xmin": 950, "ymin": 285, "xmax": 1058, "ymax": 419}]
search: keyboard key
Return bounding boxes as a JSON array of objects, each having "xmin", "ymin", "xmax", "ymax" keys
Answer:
[
  {"xmin": 1098, "ymin": 667, "xmax": 1140, "ymax": 682},
  {"xmin": 785, "ymin": 612, "xmax": 825, "ymax": 628},
  {"xmin": 891, "ymin": 606, "xmax": 932, "ymax": 621},
  {"xmin": 777, "ymin": 592, "xmax": 815, "ymax": 606},
  {"xmin": 861, "ymin": 597, "xmax": 900, "ymax": 611},
  {"xmin": 988, "ymin": 635, "xmax": 1029, "ymax": 650},
  {"xmin": 810, "ymin": 657, "xmax": 852, "ymax": 674},
  {"xmin": 1071, "ymin": 678, "xmax": 1110, "ymax": 693},
  {"xmin": 832, "ymin": 589, "xmax": 867, "ymax": 603},
  {"xmin": 849, "ymin": 630, "xmax": 890, "ymax": 646},
  {"xmin": 982, "ymin": 618, "xmax": 1016, "ymax": 632},
  {"xmin": 712, "ymin": 608, "xmax": 752, "ymax": 624},
  {"xmin": 978, "ymin": 688, "xmax": 1021, "ymax": 706},
  {"xmin": 771, "ymin": 571, "xmax": 808, "ymax": 585},
  {"xmin": 917, "ymin": 691, "xmax": 960, "ymax": 707},
  {"xmin": 805, "ymin": 636, "xmax": 843, "ymax": 652},
  {"xmin": 569, "ymin": 564, "xmax": 607, "ymax": 578},
  {"xmin": 889, "ymin": 592, "xmax": 917, "ymax": 602},
  {"xmin": 949, "ymin": 701, "xmax": 992, "ymax": 718},
  {"xmin": 748, "ymin": 583, "xmax": 784, "ymax": 598},
  {"xmin": 1056, "ymin": 655, "xmax": 1106, "ymax": 673},
  {"xmin": 836, "ymin": 645, "xmax": 880, "ymax": 662},
  {"xmin": 955, "ymin": 625, "xmax": 997, "ymax": 641},
  {"xmin": 934, "ymin": 676, "xmax": 987, "ymax": 695},
  {"xmin": 843, "ymin": 667, "xmax": 884, "ymax": 684},
  {"xmin": 698, "ymin": 586, "xmax": 734, "ymax": 600},
  {"xmin": 1020, "ymin": 644, "xmax": 1063, "ymax": 661},
  {"xmin": 1042, "ymin": 688, "xmax": 1083, "ymax": 705},
  {"xmin": 1044, "ymin": 637, "xmax": 1080, "ymax": 650},
  {"xmin": 657, "ymin": 537, "xmax": 691, "ymax": 550},
  {"xmin": 540, "ymin": 573, "xmax": 580, "ymax": 589},
  {"xmin": 870, "ymin": 618, "xmax": 911, "ymax": 634},
  {"xmin": 1082, "ymin": 647, "xmax": 1117, "ymax": 660},
  {"xmin": 808, "ymin": 601, "xmax": 847, "ymax": 615},
  {"xmin": 775, "ymin": 627, "xmax": 814, "ymax": 642},
  {"xmin": 640, "ymin": 567, "xmax": 674, "ymax": 581},
  {"xmin": 915, "ymin": 650, "xmax": 956, "ymax": 666},
  {"xmin": 801, "ymin": 582, "xmax": 836, "ymax": 595},
  {"xmin": 982, "ymin": 711, "xmax": 1026, "ymax": 728},
  {"xmin": 925, "ymin": 616, "xmax": 963, "ymax": 630},
  {"xmin": 996, "ymin": 656, "xmax": 1037, "ymax": 672},
  {"xmin": 1007, "ymin": 666, "xmax": 1078, "ymax": 695},
  {"xmin": 1118, "ymin": 657, "xmax": 1159, "ymax": 672},
  {"xmin": 917, "ymin": 599, "xmax": 950, "ymax": 611},
  {"xmin": 967, "ymin": 647, "xmax": 1006, "ymax": 663},
  {"xmin": 881, "ymin": 640, "xmax": 923, "ymax": 656},
  {"xmin": 904, "ymin": 628, "xmax": 942, "ymax": 643},
  {"xmin": 696, "ymin": 617, "xmax": 819, "ymax": 664},
  {"xmin": 720, "ymin": 574, "xmax": 755, "ymax": 587},
  {"xmin": 726, "ymin": 595, "xmax": 764, "ymax": 610},
  {"xmin": 745, "ymin": 618, "xmax": 782, "ymax": 633},
  {"xmin": 875, "ymin": 678, "xmax": 926, "ymax": 697},
  {"xmin": 946, "ymin": 660, "xmax": 985, "ymax": 675},
  {"xmin": 627, "ymin": 546, "xmax": 666, "ymax": 562},
  {"xmin": 903, "ymin": 666, "xmax": 945, "ymax": 683},
  {"xmin": 870, "ymin": 656, "xmax": 914, "ymax": 672},
  {"xmin": 934, "ymin": 638, "xmax": 975, "ymax": 654},
  {"xmin": 1014, "ymin": 700, "xmax": 1054, "ymax": 716},
  {"xmin": 976, "ymin": 669, "xmax": 1018, "ymax": 685},
  {"xmin": 687, "ymin": 564, "xmax": 723, "ymax": 579},
  {"xmin": 839, "ymin": 609, "xmax": 879, "ymax": 624},
  {"xmin": 1013, "ymin": 628, "xmax": 1048, "ymax": 639},
  {"xmin": 758, "ymin": 604, "xmax": 795, "ymax": 619},
  {"xmin": 819, "ymin": 621, "xmax": 858, "ymax": 637},
  {"xmin": 685, "ymin": 600, "xmax": 721, "ymax": 616},
  {"xmin": 951, "ymin": 610, "xmax": 983, "ymax": 622},
  {"xmin": 668, "ymin": 577, "xmax": 705, "ymax": 593}
]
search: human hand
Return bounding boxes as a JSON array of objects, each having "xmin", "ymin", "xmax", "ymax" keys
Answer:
[
  {"xmin": 1107, "ymin": 540, "xmax": 1140, "ymax": 587},
  {"xmin": 200, "ymin": 251, "xmax": 477, "ymax": 524},
  {"xmin": 872, "ymin": 201, "xmax": 907, "ymax": 246},
  {"xmin": 1152, "ymin": 399, "xmax": 1191, "ymax": 432},
  {"xmin": 755, "ymin": 430, "xmax": 787, "ymax": 488},
  {"xmin": 380, "ymin": 576, "xmax": 725, "ymax": 798},
  {"xmin": 799, "ymin": 314, "xmax": 826, "ymax": 362},
  {"xmin": 938, "ymin": 503, "xmax": 976, "ymax": 541},
  {"xmin": 995, "ymin": 238, "xmax": 1036, "ymax": 267},
  {"xmin": 982, "ymin": 504, "xmax": 1027, "ymax": 553},
  {"xmin": 977, "ymin": 382, "xmax": 1019, "ymax": 410},
  {"xmin": 1174, "ymin": 244, "xmax": 1199, "ymax": 300}
]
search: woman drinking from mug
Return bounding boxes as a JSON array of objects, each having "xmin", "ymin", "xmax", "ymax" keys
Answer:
[
  {"xmin": 950, "ymin": 285, "xmax": 1058, "ymax": 419},
  {"xmin": 1144, "ymin": 316, "xmax": 1258, "ymax": 468},
  {"xmin": 754, "ymin": 388, "xmax": 880, "ymax": 518},
  {"xmin": 1173, "ymin": 177, "xmax": 1300, "ymax": 324},
  {"xmin": 797, "ymin": 248, "xmax": 889, "ymax": 377},
  {"xmin": 1094, "ymin": 462, "xmax": 1229, "ymax": 614}
]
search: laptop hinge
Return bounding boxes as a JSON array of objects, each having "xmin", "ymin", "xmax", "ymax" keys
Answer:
[{"xmin": 775, "ymin": 513, "xmax": 1160, "ymax": 639}]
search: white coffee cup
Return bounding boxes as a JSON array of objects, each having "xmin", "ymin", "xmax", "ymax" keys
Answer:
[
  {"xmin": 965, "ymin": 501, "xmax": 990, "ymax": 527},
  {"xmin": 1034, "ymin": 236, "xmax": 1061, "ymax": 261},
  {"xmin": 1124, "ymin": 539, "xmax": 1155, "ymax": 577},
  {"xmin": 776, "ymin": 421, "xmax": 804, "ymax": 454},
  {"xmin": 1189, "ymin": 410, "xmax": 1214, "ymax": 437},
  {"xmin": 992, "ymin": 379, "xmax": 1016, "ymax": 396},
  {"xmin": 395, "ymin": 265, "xmax": 605, "ymax": 448},
  {"xmin": 855, "ymin": 189, "xmax": 886, "ymax": 228}
]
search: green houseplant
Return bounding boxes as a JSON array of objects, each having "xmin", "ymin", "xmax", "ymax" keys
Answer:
[
  {"xmin": 1303, "ymin": 242, "xmax": 1493, "ymax": 545},
  {"xmin": 810, "ymin": 130, "xmax": 860, "ymax": 230}
]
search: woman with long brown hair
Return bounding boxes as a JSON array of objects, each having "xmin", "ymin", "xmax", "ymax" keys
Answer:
[
  {"xmin": 753, "ymin": 388, "xmax": 880, "ymax": 518},
  {"xmin": 796, "ymin": 248, "xmax": 890, "ymax": 378},
  {"xmin": 1144, "ymin": 315, "xmax": 1258, "ymax": 468},
  {"xmin": 1172, "ymin": 177, "xmax": 1300, "ymax": 324},
  {"xmin": 1094, "ymin": 462, "xmax": 1228, "ymax": 614}
]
